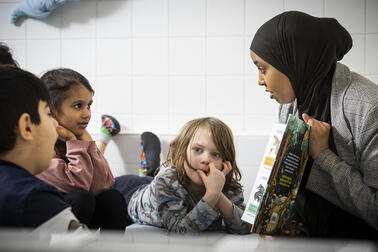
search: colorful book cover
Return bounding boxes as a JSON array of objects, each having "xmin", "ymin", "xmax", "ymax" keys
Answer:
[
  {"xmin": 253, "ymin": 114, "xmax": 310, "ymax": 235},
  {"xmin": 241, "ymin": 123, "xmax": 286, "ymax": 224},
  {"xmin": 242, "ymin": 114, "xmax": 311, "ymax": 235}
]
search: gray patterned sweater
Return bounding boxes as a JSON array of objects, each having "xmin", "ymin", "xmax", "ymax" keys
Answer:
[{"xmin": 127, "ymin": 166, "xmax": 252, "ymax": 233}]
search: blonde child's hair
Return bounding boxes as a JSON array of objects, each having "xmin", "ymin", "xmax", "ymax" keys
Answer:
[{"xmin": 165, "ymin": 117, "xmax": 242, "ymax": 193}]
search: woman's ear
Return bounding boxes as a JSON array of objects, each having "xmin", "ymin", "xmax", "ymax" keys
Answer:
[{"xmin": 17, "ymin": 113, "xmax": 34, "ymax": 141}]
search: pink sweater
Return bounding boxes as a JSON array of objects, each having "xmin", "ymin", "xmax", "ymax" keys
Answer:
[{"xmin": 37, "ymin": 140, "xmax": 114, "ymax": 196}]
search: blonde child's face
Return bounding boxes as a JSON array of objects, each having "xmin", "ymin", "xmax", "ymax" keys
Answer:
[
  {"xmin": 184, "ymin": 126, "xmax": 223, "ymax": 186},
  {"xmin": 55, "ymin": 84, "xmax": 93, "ymax": 137}
]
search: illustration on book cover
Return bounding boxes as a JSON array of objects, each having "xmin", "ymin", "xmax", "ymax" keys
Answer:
[{"xmin": 242, "ymin": 114, "xmax": 310, "ymax": 235}]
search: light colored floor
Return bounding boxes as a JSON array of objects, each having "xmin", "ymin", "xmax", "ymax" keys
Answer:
[{"xmin": 0, "ymin": 224, "xmax": 376, "ymax": 252}]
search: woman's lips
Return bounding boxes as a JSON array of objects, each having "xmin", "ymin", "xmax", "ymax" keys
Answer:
[{"xmin": 266, "ymin": 90, "xmax": 274, "ymax": 99}]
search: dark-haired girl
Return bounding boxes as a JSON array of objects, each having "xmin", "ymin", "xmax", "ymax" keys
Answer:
[{"xmin": 36, "ymin": 68, "xmax": 128, "ymax": 231}]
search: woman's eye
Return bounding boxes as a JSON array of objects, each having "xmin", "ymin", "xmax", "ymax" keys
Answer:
[
  {"xmin": 212, "ymin": 152, "xmax": 221, "ymax": 159},
  {"xmin": 74, "ymin": 104, "xmax": 82, "ymax": 109},
  {"xmin": 87, "ymin": 104, "xmax": 91, "ymax": 110},
  {"xmin": 258, "ymin": 67, "xmax": 265, "ymax": 74}
]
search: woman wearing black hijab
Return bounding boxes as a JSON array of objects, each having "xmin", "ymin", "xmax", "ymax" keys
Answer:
[{"xmin": 250, "ymin": 11, "xmax": 377, "ymax": 239}]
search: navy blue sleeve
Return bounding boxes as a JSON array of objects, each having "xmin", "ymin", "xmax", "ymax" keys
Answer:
[{"xmin": 22, "ymin": 185, "xmax": 69, "ymax": 228}]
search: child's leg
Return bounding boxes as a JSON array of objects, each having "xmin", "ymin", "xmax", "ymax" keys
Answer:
[
  {"xmin": 111, "ymin": 175, "xmax": 153, "ymax": 204},
  {"xmin": 63, "ymin": 189, "xmax": 95, "ymax": 227},
  {"xmin": 140, "ymin": 132, "xmax": 161, "ymax": 176},
  {"xmin": 110, "ymin": 174, "xmax": 153, "ymax": 226},
  {"xmin": 96, "ymin": 114, "xmax": 121, "ymax": 154},
  {"xmin": 90, "ymin": 189, "xmax": 129, "ymax": 230}
]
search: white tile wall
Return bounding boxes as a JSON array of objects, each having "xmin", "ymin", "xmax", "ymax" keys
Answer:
[
  {"xmin": 1, "ymin": 0, "xmax": 377, "ymax": 190},
  {"xmin": 245, "ymin": 0, "xmax": 284, "ymax": 36},
  {"xmin": 97, "ymin": 38, "xmax": 132, "ymax": 76},
  {"xmin": 340, "ymin": 34, "xmax": 365, "ymax": 74},
  {"xmin": 207, "ymin": 0, "xmax": 244, "ymax": 36},
  {"xmin": 132, "ymin": 0, "xmax": 168, "ymax": 37},
  {"xmin": 169, "ymin": 0, "xmax": 206, "ymax": 36},
  {"xmin": 61, "ymin": 1, "xmax": 96, "ymax": 39},
  {"xmin": 245, "ymin": 76, "xmax": 280, "ymax": 115},
  {"xmin": 367, "ymin": 0, "xmax": 378, "ymax": 33},
  {"xmin": 133, "ymin": 38, "xmax": 169, "ymax": 75},
  {"xmin": 61, "ymin": 39, "xmax": 96, "ymax": 76},
  {"xmin": 169, "ymin": 38, "xmax": 206, "ymax": 75},
  {"xmin": 206, "ymin": 76, "xmax": 244, "ymax": 114},
  {"xmin": 284, "ymin": 0, "xmax": 324, "ymax": 17},
  {"xmin": 0, "ymin": 3, "xmax": 25, "ymax": 40},
  {"xmin": 206, "ymin": 37, "xmax": 244, "ymax": 75},
  {"xmin": 366, "ymin": 34, "xmax": 378, "ymax": 75},
  {"xmin": 97, "ymin": 76, "xmax": 132, "ymax": 114},
  {"xmin": 97, "ymin": 0, "xmax": 132, "ymax": 38},
  {"xmin": 25, "ymin": 10, "xmax": 61, "ymax": 39},
  {"xmin": 132, "ymin": 77, "xmax": 169, "ymax": 114},
  {"xmin": 325, "ymin": 0, "xmax": 365, "ymax": 33},
  {"xmin": 26, "ymin": 39, "xmax": 60, "ymax": 75},
  {"xmin": 169, "ymin": 76, "xmax": 206, "ymax": 114},
  {"xmin": 2, "ymin": 39, "xmax": 26, "ymax": 68}
]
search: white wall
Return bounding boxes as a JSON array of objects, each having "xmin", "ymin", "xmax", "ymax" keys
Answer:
[{"xmin": 1, "ymin": 0, "xmax": 378, "ymax": 198}]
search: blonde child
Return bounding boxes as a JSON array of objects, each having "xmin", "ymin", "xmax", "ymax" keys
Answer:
[
  {"xmin": 36, "ymin": 68, "xmax": 128, "ymax": 230},
  {"xmin": 113, "ymin": 117, "xmax": 252, "ymax": 233}
]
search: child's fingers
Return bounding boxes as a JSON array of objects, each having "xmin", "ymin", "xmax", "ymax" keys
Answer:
[
  {"xmin": 197, "ymin": 169, "xmax": 208, "ymax": 181},
  {"xmin": 222, "ymin": 161, "xmax": 232, "ymax": 175},
  {"xmin": 208, "ymin": 163, "xmax": 219, "ymax": 173}
]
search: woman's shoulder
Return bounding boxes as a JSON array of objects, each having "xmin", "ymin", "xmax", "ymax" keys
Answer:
[
  {"xmin": 334, "ymin": 63, "xmax": 378, "ymax": 101},
  {"xmin": 332, "ymin": 63, "xmax": 378, "ymax": 116}
]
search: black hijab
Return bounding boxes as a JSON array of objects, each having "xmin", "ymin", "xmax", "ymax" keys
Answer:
[
  {"xmin": 250, "ymin": 11, "xmax": 352, "ymax": 122},
  {"xmin": 250, "ymin": 12, "xmax": 377, "ymax": 239}
]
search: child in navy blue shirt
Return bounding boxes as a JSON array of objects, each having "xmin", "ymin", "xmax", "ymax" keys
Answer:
[{"xmin": 0, "ymin": 67, "xmax": 83, "ymax": 232}]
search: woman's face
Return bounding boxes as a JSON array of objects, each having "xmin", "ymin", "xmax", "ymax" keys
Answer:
[{"xmin": 250, "ymin": 50, "xmax": 296, "ymax": 104}]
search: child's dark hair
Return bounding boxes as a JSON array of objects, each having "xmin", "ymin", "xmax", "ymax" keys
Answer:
[
  {"xmin": 0, "ymin": 67, "xmax": 50, "ymax": 154},
  {"xmin": 0, "ymin": 42, "xmax": 19, "ymax": 67},
  {"xmin": 40, "ymin": 68, "xmax": 94, "ymax": 112}
]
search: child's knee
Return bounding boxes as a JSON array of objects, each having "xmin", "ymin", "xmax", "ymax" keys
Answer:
[
  {"xmin": 68, "ymin": 189, "xmax": 95, "ymax": 211},
  {"xmin": 97, "ymin": 189, "xmax": 126, "ymax": 207}
]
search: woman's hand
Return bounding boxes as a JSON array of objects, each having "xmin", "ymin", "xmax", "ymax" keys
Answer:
[
  {"xmin": 302, "ymin": 113, "xmax": 330, "ymax": 160},
  {"xmin": 283, "ymin": 220, "xmax": 303, "ymax": 236},
  {"xmin": 56, "ymin": 125, "xmax": 77, "ymax": 142},
  {"xmin": 78, "ymin": 129, "xmax": 93, "ymax": 141}
]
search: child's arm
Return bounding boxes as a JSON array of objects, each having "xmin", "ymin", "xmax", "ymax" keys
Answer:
[
  {"xmin": 86, "ymin": 140, "xmax": 115, "ymax": 195},
  {"xmin": 36, "ymin": 140, "xmax": 95, "ymax": 194},
  {"xmin": 220, "ymin": 190, "xmax": 252, "ymax": 234},
  {"xmin": 129, "ymin": 167, "xmax": 221, "ymax": 233},
  {"xmin": 199, "ymin": 163, "xmax": 252, "ymax": 234},
  {"xmin": 155, "ymin": 179, "xmax": 221, "ymax": 233},
  {"xmin": 75, "ymin": 129, "xmax": 114, "ymax": 195},
  {"xmin": 37, "ymin": 127, "xmax": 114, "ymax": 196}
]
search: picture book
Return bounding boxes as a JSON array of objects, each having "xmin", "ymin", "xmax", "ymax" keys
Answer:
[
  {"xmin": 241, "ymin": 123, "xmax": 286, "ymax": 224},
  {"xmin": 242, "ymin": 114, "xmax": 311, "ymax": 235}
]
